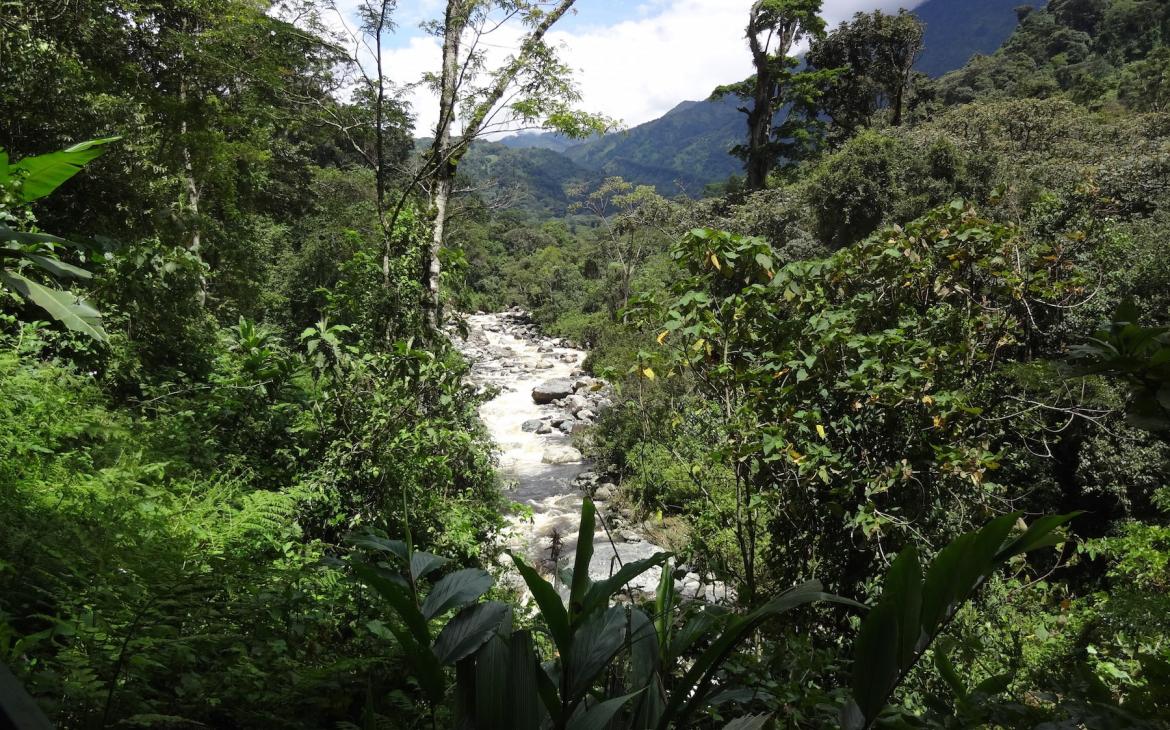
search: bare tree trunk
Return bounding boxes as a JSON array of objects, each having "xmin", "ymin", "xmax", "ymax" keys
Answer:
[
  {"xmin": 179, "ymin": 79, "xmax": 208, "ymax": 306},
  {"xmin": 421, "ymin": 0, "xmax": 578, "ymax": 332},
  {"xmin": 746, "ymin": 71, "xmax": 773, "ymax": 191}
]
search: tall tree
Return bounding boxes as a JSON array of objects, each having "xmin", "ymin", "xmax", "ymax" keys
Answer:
[
  {"xmin": 714, "ymin": 0, "xmax": 829, "ymax": 191},
  {"xmin": 807, "ymin": 9, "xmax": 925, "ymax": 135},
  {"xmin": 406, "ymin": 0, "xmax": 612, "ymax": 331}
]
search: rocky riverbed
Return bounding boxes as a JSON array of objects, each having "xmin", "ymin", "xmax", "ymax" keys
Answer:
[{"xmin": 454, "ymin": 309, "xmax": 727, "ymax": 602}]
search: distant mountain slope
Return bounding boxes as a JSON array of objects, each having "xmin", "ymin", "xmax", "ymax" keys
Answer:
[
  {"xmin": 461, "ymin": 0, "xmax": 1028, "ymax": 212},
  {"xmin": 914, "ymin": 0, "xmax": 1027, "ymax": 77},
  {"xmin": 497, "ymin": 131, "xmax": 578, "ymax": 154},
  {"xmin": 459, "ymin": 141, "xmax": 595, "ymax": 216},
  {"xmin": 561, "ymin": 96, "xmax": 745, "ymax": 196}
]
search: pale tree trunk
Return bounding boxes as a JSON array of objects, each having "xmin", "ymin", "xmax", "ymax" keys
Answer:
[
  {"xmin": 421, "ymin": 0, "xmax": 578, "ymax": 333},
  {"xmin": 422, "ymin": 0, "xmax": 464, "ymax": 332},
  {"xmin": 179, "ymin": 79, "xmax": 208, "ymax": 306}
]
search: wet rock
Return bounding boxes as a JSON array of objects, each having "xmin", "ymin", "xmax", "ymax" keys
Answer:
[
  {"xmin": 577, "ymin": 409, "xmax": 596, "ymax": 421},
  {"xmin": 521, "ymin": 419, "xmax": 544, "ymax": 432},
  {"xmin": 563, "ymin": 394, "xmax": 588, "ymax": 415},
  {"xmin": 536, "ymin": 423, "xmax": 553, "ymax": 435},
  {"xmin": 542, "ymin": 445, "xmax": 583, "ymax": 464},
  {"xmin": 533, "ymin": 379, "xmax": 574, "ymax": 404},
  {"xmin": 594, "ymin": 483, "xmax": 616, "ymax": 501}
]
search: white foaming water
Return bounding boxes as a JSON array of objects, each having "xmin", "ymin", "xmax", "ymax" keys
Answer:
[{"xmin": 455, "ymin": 312, "xmax": 669, "ymax": 596}]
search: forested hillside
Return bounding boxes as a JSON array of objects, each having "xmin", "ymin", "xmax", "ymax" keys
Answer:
[{"xmin": 2, "ymin": 0, "xmax": 1169, "ymax": 729}]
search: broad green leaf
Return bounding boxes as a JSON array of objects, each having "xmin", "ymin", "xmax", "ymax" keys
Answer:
[
  {"xmin": 668, "ymin": 608, "xmax": 727, "ymax": 660},
  {"xmin": 13, "ymin": 136, "xmax": 120, "ymax": 202},
  {"xmin": 0, "ymin": 223, "xmax": 69, "ymax": 246},
  {"xmin": 349, "ymin": 534, "xmax": 410, "ymax": 563},
  {"xmin": 0, "ymin": 271, "xmax": 105, "ymax": 341},
  {"xmin": 885, "ymin": 547, "xmax": 924, "ymax": 665},
  {"xmin": 353, "ymin": 565, "xmax": 429, "ymax": 644},
  {"xmin": 410, "ymin": 551, "xmax": 450, "ymax": 581},
  {"xmin": 536, "ymin": 661, "xmax": 563, "ymax": 725},
  {"xmin": 581, "ymin": 552, "xmax": 671, "ymax": 616},
  {"xmin": 724, "ymin": 715, "xmax": 773, "ymax": 730},
  {"xmin": 475, "ymin": 632, "xmax": 512, "ymax": 728},
  {"xmin": 971, "ymin": 672, "xmax": 1013, "ymax": 697},
  {"xmin": 432, "ymin": 601, "xmax": 509, "ymax": 665},
  {"xmin": 566, "ymin": 690, "xmax": 644, "ymax": 730},
  {"xmin": 510, "ymin": 553, "xmax": 571, "ymax": 656},
  {"xmin": 508, "ymin": 631, "xmax": 545, "ymax": 730},
  {"xmin": 932, "ymin": 640, "xmax": 967, "ymax": 700},
  {"xmin": 26, "ymin": 254, "xmax": 91, "ymax": 280},
  {"xmin": 569, "ymin": 498, "xmax": 597, "ymax": 618},
  {"xmin": 567, "ymin": 606, "xmax": 627, "ymax": 698},
  {"xmin": 995, "ymin": 513, "xmax": 1080, "ymax": 561},
  {"xmin": 421, "ymin": 568, "xmax": 492, "ymax": 620}
]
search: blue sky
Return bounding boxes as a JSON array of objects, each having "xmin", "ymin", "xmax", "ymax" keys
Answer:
[{"xmin": 350, "ymin": 1, "xmax": 928, "ymax": 135}]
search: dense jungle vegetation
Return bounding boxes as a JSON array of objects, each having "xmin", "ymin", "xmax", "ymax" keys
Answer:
[{"xmin": 1, "ymin": 0, "xmax": 1169, "ymax": 727}]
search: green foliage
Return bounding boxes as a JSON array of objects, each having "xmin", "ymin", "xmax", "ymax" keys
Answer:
[
  {"xmin": 842, "ymin": 512, "xmax": 1078, "ymax": 728},
  {"xmin": 0, "ymin": 140, "xmax": 115, "ymax": 340}
]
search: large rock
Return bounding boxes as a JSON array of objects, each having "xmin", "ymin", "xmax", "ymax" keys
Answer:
[
  {"xmin": 521, "ymin": 419, "xmax": 544, "ymax": 432},
  {"xmin": 563, "ymin": 394, "xmax": 588, "ymax": 415},
  {"xmin": 533, "ymin": 379, "xmax": 574, "ymax": 404},
  {"xmin": 542, "ymin": 445, "xmax": 583, "ymax": 464}
]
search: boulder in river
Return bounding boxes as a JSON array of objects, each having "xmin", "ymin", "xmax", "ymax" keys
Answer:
[
  {"xmin": 521, "ymin": 419, "xmax": 544, "ymax": 432},
  {"xmin": 533, "ymin": 379, "xmax": 574, "ymax": 404},
  {"xmin": 542, "ymin": 445, "xmax": 583, "ymax": 464},
  {"xmin": 563, "ymin": 394, "xmax": 588, "ymax": 415}
]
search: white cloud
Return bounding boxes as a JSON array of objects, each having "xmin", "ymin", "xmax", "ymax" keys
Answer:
[{"xmin": 376, "ymin": 0, "xmax": 927, "ymax": 137}]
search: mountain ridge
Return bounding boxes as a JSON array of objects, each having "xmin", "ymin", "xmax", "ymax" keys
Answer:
[{"xmin": 487, "ymin": 0, "xmax": 1028, "ymax": 212}]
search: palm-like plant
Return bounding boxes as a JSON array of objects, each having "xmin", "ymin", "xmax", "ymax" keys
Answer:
[{"xmin": 0, "ymin": 137, "xmax": 119, "ymax": 340}]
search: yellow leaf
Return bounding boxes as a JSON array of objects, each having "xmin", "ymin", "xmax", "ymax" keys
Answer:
[
  {"xmin": 788, "ymin": 447, "xmax": 805, "ymax": 464},
  {"xmin": 710, "ymin": 253, "xmax": 721, "ymax": 271},
  {"xmin": 642, "ymin": 367, "xmax": 656, "ymax": 381},
  {"xmin": 657, "ymin": 330, "xmax": 669, "ymax": 345},
  {"xmin": 816, "ymin": 424, "xmax": 827, "ymax": 439},
  {"xmin": 922, "ymin": 395, "xmax": 935, "ymax": 406}
]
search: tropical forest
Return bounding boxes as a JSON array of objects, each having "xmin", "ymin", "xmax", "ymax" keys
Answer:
[{"xmin": 1, "ymin": 0, "xmax": 1169, "ymax": 727}]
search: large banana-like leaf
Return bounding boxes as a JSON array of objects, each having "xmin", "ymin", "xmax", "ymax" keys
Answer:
[
  {"xmin": 580, "ymin": 552, "xmax": 672, "ymax": 617},
  {"xmin": 567, "ymin": 605, "xmax": 627, "ymax": 698},
  {"xmin": 0, "ymin": 270, "xmax": 106, "ymax": 341},
  {"xmin": 13, "ymin": 136, "xmax": 121, "ymax": 202},
  {"xmin": 511, "ymin": 552, "xmax": 572, "ymax": 656},
  {"xmin": 0, "ymin": 223, "xmax": 70, "ymax": 246},
  {"xmin": 842, "ymin": 513, "xmax": 1079, "ymax": 730},
  {"xmin": 432, "ymin": 601, "xmax": 510, "ymax": 665},
  {"xmin": 569, "ymin": 498, "xmax": 598, "ymax": 620},
  {"xmin": 26, "ymin": 254, "xmax": 91, "ymax": 280},
  {"xmin": 566, "ymin": 690, "xmax": 644, "ymax": 730},
  {"xmin": 421, "ymin": 568, "xmax": 492, "ymax": 620}
]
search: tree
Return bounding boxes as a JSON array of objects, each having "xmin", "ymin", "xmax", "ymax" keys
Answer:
[
  {"xmin": 402, "ymin": 0, "xmax": 612, "ymax": 332},
  {"xmin": 807, "ymin": 9, "xmax": 925, "ymax": 134},
  {"xmin": 713, "ymin": 0, "xmax": 830, "ymax": 191},
  {"xmin": 569, "ymin": 177, "xmax": 677, "ymax": 319}
]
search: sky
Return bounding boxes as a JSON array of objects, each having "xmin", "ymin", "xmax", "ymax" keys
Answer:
[{"xmin": 332, "ymin": 0, "xmax": 928, "ymax": 137}]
